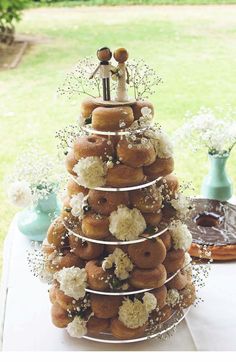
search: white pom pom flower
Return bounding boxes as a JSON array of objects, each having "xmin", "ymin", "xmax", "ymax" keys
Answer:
[
  {"xmin": 145, "ymin": 129, "xmax": 173, "ymax": 158},
  {"xmin": 169, "ymin": 220, "xmax": 192, "ymax": 251},
  {"xmin": 142, "ymin": 292, "xmax": 157, "ymax": 313},
  {"xmin": 69, "ymin": 193, "xmax": 88, "ymax": 220},
  {"xmin": 73, "ymin": 156, "xmax": 107, "ymax": 188},
  {"xmin": 118, "ymin": 298, "xmax": 149, "ymax": 329},
  {"xmin": 109, "ymin": 205, "xmax": 146, "ymax": 241},
  {"xmin": 118, "ymin": 293, "xmax": 157, "ymax": 329},
  {"xmin": 166, "ymin": 289, "xmax": 180, "ymax": 308},
  {"xmin": 55, "ymin": 267, "xmax": 87, "ymax": 300},
  {"xmin": 102, "ymin": 248, "xmax": 133, "ymax": 280},
  {"xmin": 170, "ymin": 194, "xmax": 190, "ymax": 219},
  {"xmin": 7, "ymin": 180, "xmax": 32, "ymax": 208},
  {"xmin": 66, "ymin": 316, "xmax": 87, "ymax": 338}
]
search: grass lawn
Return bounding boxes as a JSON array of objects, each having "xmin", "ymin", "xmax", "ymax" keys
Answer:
[{"xmin": 1, "ymin": 5, "xmax": 236, "ymax": 273}]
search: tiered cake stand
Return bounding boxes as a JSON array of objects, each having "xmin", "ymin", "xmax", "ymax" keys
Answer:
[{"xmin": 62, "ymin": 122, "xmax": 193, "ymax": 343}]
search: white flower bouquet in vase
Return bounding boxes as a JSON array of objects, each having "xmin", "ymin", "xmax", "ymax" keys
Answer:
[
  {"xmin": 6, "ymin": 147, "xmax": 63, "ymax": 241},
  {"xmin": 175, "ymin": 107, "xmax": 236, "ymax": 201}
]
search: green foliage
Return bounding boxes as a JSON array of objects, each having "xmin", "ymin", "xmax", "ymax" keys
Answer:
[
  {"xmin": 28, "ymin": 0, "xmax": 236, "ymax": 6},
  {"xmin": 0, "ymin": 0, "xmax": 28, "ymax": 43},
  {"xmin": 0, "ymin": 0, "xmax": 27, "ymax": 23}
]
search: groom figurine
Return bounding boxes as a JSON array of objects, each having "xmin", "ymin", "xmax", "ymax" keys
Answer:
[{"xmin": 89, "ymin": 47, "xmax": 113, "ymax": 101}]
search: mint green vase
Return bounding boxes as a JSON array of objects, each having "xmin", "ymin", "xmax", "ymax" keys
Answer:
[
  {"xmin": 201, "ymin": 153, "xmax": 233, "ymax": 201},
  {"xmin": 17, "ymin": 191, "xmax": 61, "ymax": 242}
]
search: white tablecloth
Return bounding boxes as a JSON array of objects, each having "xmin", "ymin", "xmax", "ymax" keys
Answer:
[{"xmin": 0, "ymin": 216, "xmax": 236, "ymax": 351}]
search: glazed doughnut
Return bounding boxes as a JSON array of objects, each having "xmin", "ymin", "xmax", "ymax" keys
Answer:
[
  {"xmin": 66, "ymin": 178, "xmax": 88, "ymax": 197},
  {"xmin": 162, "ymin": 204, "xmax": 176, "ymax": 221},
  {"xmin": 156, "ymin": 305, "xmax": 173, "ymax": 324},
  {"xmin": 46, "ymin": 250, "xmax": 84, "ymax": 273},
  {"xmin": 82, "ymin": 213, "xmax": 110, "ymax": 239},
  {"xmin": 49, "ymin": 284, "xmax": 57, "ymax": 304},
  {"xmin": 88, "ymin": 189, "xmax": 129, "ymax": 216},
  {"xmin": 159, "ymin": 231, "xmax": 172, "ymax": 251},
  {"xmin": 54, "ymin": 286, "xmax": 77, "ymax": 311},
  {"xmin": 87, "ymin": 317, "xmax": 110, "ymax": 335},
  {"xmin": 106, "ymin": 164, "xmax": 146, "ymax": 187},
  {"xmin": 132, "ymin": 100, "xmax": 154, "ymax": 120},
  {"xmin": 129, "ymin": 264, "xmax": 167, "ymax": 289},
  {"xmin": 80, "ymin": 97, "xmax": 98, "ymax": 118},
  {"xmin": 51, "ymin": 303, "xmax": 72, "ymax": 328},
  {"xmin": 69, "ymin": 234, "xmax": 104, "ymax": 260},
  {"xmin": 161, "ymin": 173, "xmax": 179, "ymax": 199},
  {"xmin": 151, "ymin": 285, "xmax": 167, "ymax": 310},
  {"xmin": 85, "ymin": 259, "xmax": 110, "ymax": 291},
  {"xmin": 61, "ymin": 196, "xmax": 77, "ymax": 226},
  {"xmin": 73, "ymin": 135, "xmax": 114, "ymax": 161},
  {"xmin": 127, "ymin": 238, "xmax": 166, "ymax": 269},
  {"xmin": 91, "ymin": 294, "xmax": 123, "ymax": 319},
  {"xmin": 163, "ymin": 249, "xmax": 185, "ymax": 274},
  {"xmin": 143, "ymin": 210, "xmax": 162, "ymax": 227},
  {"xmin": 92, "ymin": 106, "xmax": 134, "ymax": 132},
  {"xmin": 179, "ymin": 283, "xmax": 196, "ymax": 308},
  {"xmin": 42, "ymin": 240, "xmax": 56, "ymax": 256},
  {"xmin": 129, "ymin": 185, "xmax": 162, "ymax": 213},
  {"xmin": 167, "ymin": 269, "xmax": 188, "ymax": 290},
  {"xmin": 117, "ymin": 137, "xmax": 155, "ymax": 168},
  {"xmin": 111, "ymin": 319, "xmax": 147, "ymax": 340},
  {"xmin": 143, "ymin": 157, "xmax": 174, "ymax": 180},
  {"xmin": 47, "ymin": 217, "xmax": 67, "ymax": 249},
  {"xmin": 65, "ymin": 150, "xmax": 78, "ymax": 176}
]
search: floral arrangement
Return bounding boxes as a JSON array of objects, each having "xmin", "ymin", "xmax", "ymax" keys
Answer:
[
  {"xmin": 127, "ymin": 59, "xmax": 162, "ymax": 100},
  {"xmin": 175, "ymin": 107, "xmax": 236, "ymax": 156},
  {"xmin": 6, "ymin": 146, "xmax": 64, "ymax": 208},
  {"xmin": 57, "ymin": 56, "xmax": 162, "ymax": 101},
  {"xmin": 57, "ymin": 57, "xmax": 102, "ymax": 99}
]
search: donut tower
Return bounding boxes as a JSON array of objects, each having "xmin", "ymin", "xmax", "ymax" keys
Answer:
[{"xmin": 42, "ymin": 48, "xmax": 196, "ymax": 342}]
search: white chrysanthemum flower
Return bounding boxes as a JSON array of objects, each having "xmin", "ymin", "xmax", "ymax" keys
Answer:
[
  {"xmin": 141, "ymin": 107, "xmax": 152, "ymax": 117},
  {"xmin": 69, "ymin": 193, "xmax": 88, "ymax": 220},
  {"xmin": 109, "ymin": 205, "xmax": 146, "ymax": 241},
  {"xmin": 170, "ymin": 194, "xmax": 190, "ymax": 219},
  {"xmin": 137, "ymin": 107, "xmax": 153, "ymax": 125},
  {"xmin": 73, "ymin": 156, "xmax": 107, "ymax": 188},
  {"xmin": 169, "ymin": 220, "xmax": 192, "ymax": 251},
  {"xmin": 142, "ymin": 292, "xmax": 157, "ymax": 313},
  {"xmin": 66, "ymin": 316, "xmax": 87, "ymax": 338},
  {"xmin": 7, "ymin": 180, "xmax": 32, "ymax": 208},
  {"xmin": 55, "ymin": 267, "xmax": 87, "ymax": 300},
  {"xmin": 102, "ymin": 248, "xmax": 133, "ymax": 280},
  {"xmin": 145, "ymin": 129, "xmax": 173, "ymax": 158},
  {"xmin": 118, "ymin": 298, "xmax": 149, "ymax": 329},
  {"xmin": 166, "ymin": 289, "xmax": 180, "ymax": 307}
]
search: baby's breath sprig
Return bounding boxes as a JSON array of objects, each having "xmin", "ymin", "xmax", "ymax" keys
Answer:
[
  {"xmin": 127, "ymin": 59, "xmax": 162, "ymax": 100},
  {"xmin": 57, "ymin": 57, "xmax": 101, "ymax": 99},
  {"xmin": 6, "ymin": 145, "xmax": 65, "ymax": 206},
  {"xmin": 55, "ymin": 123, "xmax": 82, "ymax": 155}
]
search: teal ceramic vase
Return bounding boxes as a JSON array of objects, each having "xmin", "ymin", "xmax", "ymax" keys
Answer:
[
  {"xmin": 17, "ymin": 191, "xmax": 61, "ymax": 242},
  {"xmin": 201, "ymin": 153, "xmax": 233, "ymax": 201}
]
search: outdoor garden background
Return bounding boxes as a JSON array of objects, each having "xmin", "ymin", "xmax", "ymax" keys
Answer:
[{"xmin": 1, "ymin": 0, "xmax": 236, "ymax": 273}]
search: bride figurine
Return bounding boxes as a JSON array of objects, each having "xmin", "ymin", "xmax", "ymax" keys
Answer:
[{"xmin": 113, "ymin": 48, "xmax": 130, "ymax": 102}]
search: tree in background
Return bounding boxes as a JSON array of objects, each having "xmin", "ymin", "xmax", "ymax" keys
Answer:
[{"xmin": 0, "ymin": 0, "xmax": 28, "ymax": 44}]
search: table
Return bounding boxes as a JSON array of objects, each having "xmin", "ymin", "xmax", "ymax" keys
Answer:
[{"xmin": 1, "ymin": 216, "xmax": 236, "ymax": 351}]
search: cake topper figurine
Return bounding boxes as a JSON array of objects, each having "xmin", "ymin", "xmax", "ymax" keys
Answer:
[
  {"xmin": 89, "ymin": 47, "xmax": 113, "ymax": 101},
  {"xmin": 113, "ymin": 48, "xmax": 130, "ymax": 102}
]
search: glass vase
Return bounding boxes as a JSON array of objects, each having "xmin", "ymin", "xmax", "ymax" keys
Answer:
[
  {"xmin": 17, "ymin": 191, "xmax": 61, "ymax": 242},
  {"xmin": 201, "ymin": 153, "xmax": 233, "ymax": 201}
]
